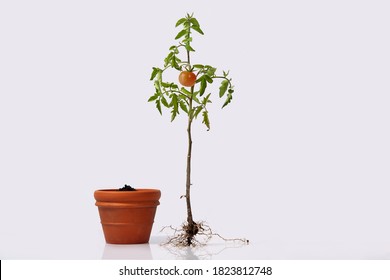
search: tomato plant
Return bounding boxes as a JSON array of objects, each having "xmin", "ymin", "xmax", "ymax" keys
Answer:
[{"xmin": 148, "ymin": 13, "xmax": 235, "ymax": 246}]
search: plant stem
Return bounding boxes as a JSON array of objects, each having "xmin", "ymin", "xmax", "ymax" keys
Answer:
[
  {"xmin": 186, "ymin": 48, "xmax": 191, "ymax": 67},
  {"xmin": 185, "ymin": 30, "xmax": 197, "ymax": 244},
  {"xmin": 186, "ymin": 23, "xmax": 191, "ymax": 66},
  {"xmin": 186, "ymin": 92, "xmax": 194, "ymax": 226}
]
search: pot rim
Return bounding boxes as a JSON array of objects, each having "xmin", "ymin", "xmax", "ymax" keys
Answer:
[
  {"xmin": 94, "ymin": 188, "xmax": 161, "ymax": 203},
  {"xmin": 95, "ymin": 188, "xmax": 160, "ymax": 192}
]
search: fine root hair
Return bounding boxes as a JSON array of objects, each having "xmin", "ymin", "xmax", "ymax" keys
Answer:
[{"xmin": 160, "ymin": 221, "xmax": 248, "ymax": 247}]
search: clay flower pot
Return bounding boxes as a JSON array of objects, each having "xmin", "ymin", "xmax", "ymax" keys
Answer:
[{"xmin": 94, "ymin": 189, "xmax": 161, "ymax": 244}]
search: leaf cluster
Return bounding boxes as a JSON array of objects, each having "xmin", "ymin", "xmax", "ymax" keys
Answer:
[{"xmin": 148, "ymin": 13, "xmax": 235, "ymax": 130}]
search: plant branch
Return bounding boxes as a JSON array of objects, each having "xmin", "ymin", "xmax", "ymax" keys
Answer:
[{"xmin": 212, "ymin": 75, "xmax": 233, "ymax": 86}]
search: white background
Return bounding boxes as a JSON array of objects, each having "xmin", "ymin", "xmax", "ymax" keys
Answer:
[{"xmin": 1, "ymin": 0, "xmax": 390, "ymax": 260}]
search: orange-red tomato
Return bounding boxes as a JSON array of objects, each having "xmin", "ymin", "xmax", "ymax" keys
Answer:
[{"xmin": 179, "ymin": 71, "xmax": 196, "ymax": 87}]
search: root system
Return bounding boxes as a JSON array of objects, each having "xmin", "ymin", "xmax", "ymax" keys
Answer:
[{"xmin": 161, "ymin": 221, "xmax": 248, "ymax": 247}]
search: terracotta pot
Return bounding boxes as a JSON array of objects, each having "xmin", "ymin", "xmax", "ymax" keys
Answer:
[{"xmin": 94, "ymin": 189, "xmax": 161, "ymax": 244}]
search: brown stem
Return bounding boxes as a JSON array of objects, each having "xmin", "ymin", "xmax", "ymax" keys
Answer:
[
  {"xmin": 186, "ymin": 93, "xmax": 194, "ymax": 226},
  {"xmin": 185, "ymin": 41, "xmax": 196, "ymax": 245}
]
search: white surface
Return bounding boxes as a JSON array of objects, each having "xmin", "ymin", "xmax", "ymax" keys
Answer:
[{"xmin": 1, "ymin": 0, "xmax": 390, "ymax": 260}]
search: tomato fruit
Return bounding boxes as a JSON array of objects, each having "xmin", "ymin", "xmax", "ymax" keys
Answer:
[{"xmin": 179, "ymin": 71, "xmax": 196, "ymax": 87}]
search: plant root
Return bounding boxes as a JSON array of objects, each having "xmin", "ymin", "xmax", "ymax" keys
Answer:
[{"xmin": 160, "ymin": 221, "xmax": 248, "ymax": 247}]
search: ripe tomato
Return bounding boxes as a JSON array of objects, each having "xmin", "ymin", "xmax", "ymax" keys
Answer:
[{"xmin": 179, "ymin": 71, "xmax": 196, "ymax": 87}]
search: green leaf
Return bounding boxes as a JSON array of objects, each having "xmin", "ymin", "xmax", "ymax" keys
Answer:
[
  {"xmin": 161, "ymin": 82, "xmax": 171, "ymax": 88},
  {"xmin": 161, "ymin": 96, "xmax": 169, "ymax": 108},
  {"xmin": 170, "ymin": 94, "xmax": 179, "ymax": 121},
  {"xmin": 171, "ymin": 109, "xmax": 177, "ymax": 122},
  {"xmin": 193, "ymin": 64, "xmax": 204, "ymax": 69},
  {"xmin": 222, "ymin": 92, "xmax": 233, "ymax": 108},
  {"xmin": 192, "ymin": 94, "xmax": 201, "ymax": 105},
  {"xmin": 183, "ymin": 21, "xmax": 190, "ymax": 28},
  {"xmin": 202, "ymin": 93, "xmax": 212, "ymax": 105},
  {"xmin": 199, "ymin": 78, "xmax": 207, "ymax": 96},
  {"xmin": 156, "ymin": 68, "xmax": 162, "ymax": 81},
  {"xmin": 194, "ymin": 106, "xmax": 203, "ymax": 119},
  {"xmin": 172, "ymin": 55, "xmax": 181, "ymax": 70},
  {"xmin": 175, "ymin": 18, "xmax": 186, "ymax": 27},
  {"xmin": 170, "ymin": 94, "xmax": 178, "ymax": 111},
  {"xmin": 202, "ymin": 110, "xmax": 210, "ymax": 130},
  {"xmin": 150, "ymin": 67, "xmax": 159, "ymax": 81},
  {"xmin": 192, "ymin": 25, "xmax": 204, "ymax": 35},
  {"xmin": 204, "ymin": 75, "xmax": 213, "ymax": 84},
  {"xmin": 168, "ymin": 45, "xmax": 179, "ymax": 55},
  {"xmin": 189, "ymin": 17, "xmax": 200, "ymax": 27},
  {"xmin": 175, "ymin": 29, "xmax": 187, "ymax": 40},
  {"xmin": 170, "ymin": 83, "xmax": 179, "ymax": 89},
  {"xmin": 164, "ymin": 52, "xmax": 174, "ymax": 67},
  {"xmin": 182, "ymin": 37, "xmax": 193, "ymax": 44},
  {"xmin": 155, "ymin": 99, "xmax": 162, "ymax": 115},
  {"xmin": 181, "ymin": 87, "xmax": 191, "ymax": 96},
  {"xmin": 154, "ymin": 80, "xmax": 162, "ymax": 94},
  {"xmin": 179, "ymin": 101, "xmax": 188, "ymax": 113},
  {"xmin": 219, "ymin": 80, "xmax": 229, "ymax": 97},
  {"xmin": 185, "ymin": 44, "xmax": 195, "ymax": 52},
  {"xmin": 148, "ymin": 94, "xmax": 158, "ymax": 102},
  {"xmin": 206, "ymin": 67, "xmax": 217, "ymax": 76}
]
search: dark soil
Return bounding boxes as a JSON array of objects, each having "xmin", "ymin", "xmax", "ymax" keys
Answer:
[{"xmin": 118, "ymin": 184, "xmax": 136, "ymax": 191}]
